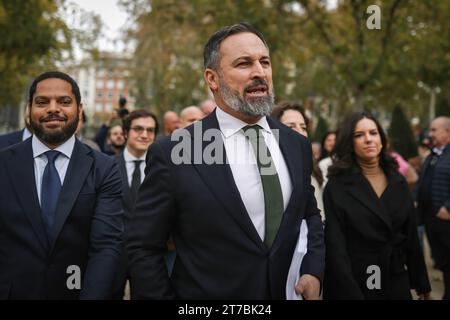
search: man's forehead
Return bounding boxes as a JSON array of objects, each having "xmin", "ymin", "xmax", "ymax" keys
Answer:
[
  {"xmin": 219, "ymin": 32, "xmax": 269, "ymax": 60},
  {"xmin": 35, "ymin": 78, "xmax": 74, "ymax": 97}
]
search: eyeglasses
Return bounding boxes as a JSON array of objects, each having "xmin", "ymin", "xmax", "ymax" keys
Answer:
[{"xmin": 130, "ymin": 126, "xmax": 156, "ymax": 134}]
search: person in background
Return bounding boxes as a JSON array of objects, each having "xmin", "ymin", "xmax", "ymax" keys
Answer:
[
  {"xmin": 0, "ymin": 108, "xmax": 33, "ymax": 150},
  {"xmin": 113, "ymin": 109, "xmax": 159, "ymax": 300},
  {"xmin": 200, "ymin": 99, "xmax": 217, "ymax": 116},
  {"xmin": 179, "ymin": 105, "xmax": 205, "ymax": 127},
  {"xmin": 323, "ymin": 111, "xmax": 431, "ymax": 300},
  {"xmin": 416, "ymin": 116, "xmax": 450, "ymax": 300},
  {"xmin": 319, "ymin": 131, "xmax": 337, "ymax": 185},
  {"xmin": 75, "ymin": 110, "xmax": 100, "ymax": 151},
  {"xmin": 271, "ymin": 101, "xmax": 324, "ymax": 221},
  {"xmin": 163, "ymin": 111, "xmax": 181, "ymax": 136}
]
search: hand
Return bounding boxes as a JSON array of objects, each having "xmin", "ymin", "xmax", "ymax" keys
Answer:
[
  {"xmin": 416, "ymin": 291, "xmax": 431, "ymax": 300},
  {"xmin": 295, "ymin": 274, "xmax": 321, "ymax": 300},
  {"xmin": 436, "ymin": 207, "xmax": 450, "ymax": 220}
]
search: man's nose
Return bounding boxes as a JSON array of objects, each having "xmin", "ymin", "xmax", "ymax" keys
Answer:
[{"xmin": 250, "ymin": 61, "xmax": 265, "ymax": 79}]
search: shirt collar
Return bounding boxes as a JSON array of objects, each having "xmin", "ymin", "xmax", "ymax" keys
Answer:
[
  {"xmin": 32, "ymin": 134, "xmax": 76, "ymax": 159},
  {"xmin": 22, "ymin": 128, "xmax": 32, "ymax": 141},
  {"xmin": 124, "ymin": 146, "xmax": 146, "ymax": 162},
  {"xmin": 215, "ymin": 106, "xmax": 272, "ymax": 138}
]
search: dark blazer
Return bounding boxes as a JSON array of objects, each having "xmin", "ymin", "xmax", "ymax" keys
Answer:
[
  {"xmin": 323, "ymin": 168, "xmax": 430, "ymax": 300},
  {"xmin": 127, "ymin": 110, "xmax": 325, "ymax": 299},
  {"xmin": 0, "ymin": 129, "xmax": 24, "ymax": 150},
  {"xmin": 115, "ymin": 152, "xmax": 134, "ymax": 221},
  {"xmin": 416, "ymin": 143, "xmax": 450, "ymax": 270},
  {"xmin": 0, "ymin": 138, "xmax": 124, "ymax": 299}
]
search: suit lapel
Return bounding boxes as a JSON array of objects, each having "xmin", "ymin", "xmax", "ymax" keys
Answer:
[
  {"xmin": 190, "ymin": 112, "xmax": 267, "ymax": 251},
  {"xmin": 6, "ymin": 139, "xmax": 49, "ymax": 251},
  {"xmin": 346, "ymin": 172, "xmax": 392, "ymax": 230},
  {"xmin": 117, "ymin": 152, "xmax": 132, "ymax": 213},
  {"xmin": 49, "ymin": 140, "xmax": 93, "ymax": 250}
]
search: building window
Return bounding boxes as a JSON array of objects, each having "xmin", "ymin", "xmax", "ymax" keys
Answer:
[
  {"xmin": 117, "ymin": 81, "xmax": 124, "ymax": 90},
  {"xmin": 95, "ymin": 103, "xmax": 103, "ymax": 112},
  {"xmin": 107, "ymin": 80, "xmax": 114, "ymax": 89}
]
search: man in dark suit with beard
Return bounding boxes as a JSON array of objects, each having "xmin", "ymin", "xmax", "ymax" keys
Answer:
[
  {"xmin": 0, "ymin": 71, "xmax": 124, "ymax": 299},
  {"xmin": 127, "ymin": 23, "xmax": 324, "ymax": 299}
]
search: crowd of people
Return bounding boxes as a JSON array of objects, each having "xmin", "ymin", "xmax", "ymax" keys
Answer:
[{"xmin": 0, "ymin": 22, "xmax": 449, "ymax": 301}]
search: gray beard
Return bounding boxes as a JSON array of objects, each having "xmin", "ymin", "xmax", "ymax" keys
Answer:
[{"xmin": 219, "ymin": 78, "xmax": 275, "ymax": 117}]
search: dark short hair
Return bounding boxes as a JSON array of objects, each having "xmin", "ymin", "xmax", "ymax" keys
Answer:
[
  {"xmin": 28, "ymin": 71, "xmax": 81, "ymax": 106},
  {"xmin": 122, "ymin": 109, "xmax": 159, "ymax": 136},
  {"xmin": 203, "ymin": 22, "xmax": 269, "ymax": 70},
  {"xmin": 328, "ymin": 110, "xmax": 397, "ymax": 177},
  {"xmin": 271, "ymin": 101, "xmax": 309, "ymax": 127}
]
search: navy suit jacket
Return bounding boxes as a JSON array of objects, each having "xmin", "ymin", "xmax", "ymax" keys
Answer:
[
  {"xmin": 127, "ymin": 110, "xmax": 325, "ymax": 299},
  {"xmin": 115, "ymin": 152, "xmax": 134, "ymax": 222},
  {"xmin": 0, "ymin": 138, "xmax": 124, "ymax": 299},
  {"xmin": 0, "ymin": 129, "xmax": 23, "ymax": 150}
]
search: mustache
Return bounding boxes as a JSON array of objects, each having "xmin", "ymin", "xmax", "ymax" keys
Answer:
[
  {"xmin": 40, "ymin": 114, "xmax": 67, "ymax": 122},
  {"xmin": 245, "ymin": 79, "xmax": 269, "ymax": 92}
]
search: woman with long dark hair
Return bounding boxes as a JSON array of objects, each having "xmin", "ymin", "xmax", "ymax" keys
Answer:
[{"xmin": 323, "ymin": 111, "xmax": 431, "ymax": 299}]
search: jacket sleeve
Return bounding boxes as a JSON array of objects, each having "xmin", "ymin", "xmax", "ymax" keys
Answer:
[
  {"xmin": 127, "ymin": 141, "xmax": 177, "ymax": 299},
  {"xmin": 297, "ymin": 139, "xmax": 325, "ymax": 283},
  {"xmin": 80, "ymin": 160, "xmax": 125, "ymax": 299},
  {"xmin": 323, "ymin": 183, "xmax": 364, "ymax": 300}
]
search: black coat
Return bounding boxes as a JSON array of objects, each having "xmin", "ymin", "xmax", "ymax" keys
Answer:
[
  {"xmin": 127, "ymin": 111, "xmax": 325, "ymax": 299},
  {"xmin": 323, "ymin": 168, "xmax": 430, "ymax": 300}
]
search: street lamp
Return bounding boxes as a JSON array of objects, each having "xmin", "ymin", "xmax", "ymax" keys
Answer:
[{"xmin": 417, "ymin": 81, "xmax": 441, "ymax": 123}]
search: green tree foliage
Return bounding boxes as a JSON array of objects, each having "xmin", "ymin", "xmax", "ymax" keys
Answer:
[
  {"xmin": 0, "ymin": 0, "xmax": 102, "ymax": 111},
  {"xmin": 389, "ymin": 105, "xmax": 417, "ymax": 159}
]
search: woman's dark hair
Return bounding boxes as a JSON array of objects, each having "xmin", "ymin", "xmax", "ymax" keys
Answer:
[
  {"xmin": 319, "ymin": 131, "xmax": 336, "ymax": 161},
  {"xmin": 328, "ymin": 110, "xmax": 397, "ymax": 177},
  {"xmin": 272, "ymin": 101, "xmax": 323, "ymax": 186},
  {"xmin": 271, "ymin": 101, "xmax": 309, "ymax": 128}
]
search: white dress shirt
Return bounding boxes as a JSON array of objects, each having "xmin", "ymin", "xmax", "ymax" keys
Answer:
[
  {"xmin": 33, "ymin": 135, "xmax": 75, "ymax": 205},
  {"xmin": 123, "ymin": 147, "xmax": 146, "ymax": 187},
  {"xmin": 22, "ymin": 128, "xmax": 32, "ymax": 141},
  {"xmin": 215, "ymin": 107, "xmax": 293, "ymax": 241}
]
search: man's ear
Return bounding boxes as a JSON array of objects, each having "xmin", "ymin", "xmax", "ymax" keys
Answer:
[
  {"xmin": 204, "ymin": 68, "xmax": 219, "ymax": 92},
  {"xmin": 78, "ymin": 104, "xmax": 83, "ymax": 118}
]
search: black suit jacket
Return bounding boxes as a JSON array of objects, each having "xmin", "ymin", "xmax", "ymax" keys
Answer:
[
  {"xmin": 115, "ymin": 152, "xmax": 134, "ymax": 221},
  {"xmin": 0, "ymin": 129, "xmax": 23, "ymax": 150},
  {"xmin": 127, "ymin": 110, "xmax": 325, "ymax": 299},
  {"xmin": 0, "ymin": 138, "xmax": 124, "ymax": 299},
  {"xmin": 323, "ymin": 169, "xmax": 430, "ymax": 299}
]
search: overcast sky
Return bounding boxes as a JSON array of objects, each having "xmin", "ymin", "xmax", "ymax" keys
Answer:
[{"xmin": 69, "ymin": 0, "xmax": 128, "ymax": 52}]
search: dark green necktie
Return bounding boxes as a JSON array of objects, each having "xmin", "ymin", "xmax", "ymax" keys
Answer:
[{"xmin": 243, "ymin": 125, "xmax": 283, "ymax": 248}]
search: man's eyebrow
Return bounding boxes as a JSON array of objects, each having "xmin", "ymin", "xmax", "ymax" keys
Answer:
[{"xmin": 232, "ymin": 55, "xmax": 271, "ymax": 64}]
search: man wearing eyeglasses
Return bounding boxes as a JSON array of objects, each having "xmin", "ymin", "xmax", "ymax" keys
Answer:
[{"xmin": 113, "ymin": 109, "xmax": 158, "ymax": 299}]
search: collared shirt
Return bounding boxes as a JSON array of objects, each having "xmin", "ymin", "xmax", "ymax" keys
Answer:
[
  {"xmin": 215, "ymin": 106, "xmax": 293, "ymax": 241},
  {"xmin": 33, "ymin": 135, "xmax": 75, "ymax": 205},
  {"xmin": 22, "ymin": 128, "xmax": 32, "ymax": 141},
  {"xmin": 123, "ymin": 147, "xmax": 146, "ymax": 187}
]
